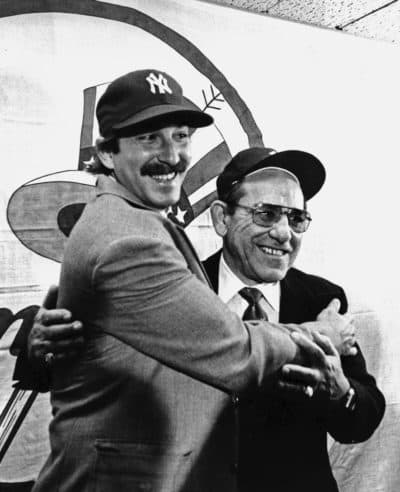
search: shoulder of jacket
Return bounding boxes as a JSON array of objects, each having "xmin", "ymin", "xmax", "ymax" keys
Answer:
[
  {"xmin": 69, "ymin": 195, "xmax": 171, "ymax": 260},
  {"xmin": 287, "ymin": 267, "xmax": 345, "ymax": 295}
]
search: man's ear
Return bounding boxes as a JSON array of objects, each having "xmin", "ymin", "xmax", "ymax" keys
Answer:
[
  {"xmin": 96, "ymin": 138, "xmax": 115, "ymax": 171},
  {"xmin": 210, "ymin": 200, "xmax": 230, "ymax": 238}
]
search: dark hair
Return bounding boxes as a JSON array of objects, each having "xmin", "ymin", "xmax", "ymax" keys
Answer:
[
  {"xmin": 221, "ymin": 181, "xmax": 246, "ymax": 214},
  {"xmin": 85, "ymin": 138, "xmax": 120, "ymax": 175},
  {"xmin": 115, "ymin": 116, "xmax": 195, "ymax": 138}
]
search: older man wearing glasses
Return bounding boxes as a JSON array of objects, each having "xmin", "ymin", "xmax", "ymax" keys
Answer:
[{"xmin": 205, "ymin": 147, "xmax": 384, "ymax": 492}]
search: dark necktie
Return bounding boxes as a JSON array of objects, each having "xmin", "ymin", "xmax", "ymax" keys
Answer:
[
  {"xmin": 239, "ymin": 287, "xmax": 268, "ymax": 321},
  {"xmin": 237, "ymin": 287, "xmax": 269, "ymax": 482}
]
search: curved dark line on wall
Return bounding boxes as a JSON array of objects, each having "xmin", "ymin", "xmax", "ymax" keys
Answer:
[
  {"xmin": 184, "ymin": 142, "xmax": 231, "ymax": 195},
  {"xmin": 191, "ymin": 191, "xmax": 218, "ymax": 218},
  {"xmin": 6, "ymin": 183, "xmax": 49, "ymax": 261},
  {"xmin": 0, "ymin": 0, "xmax": 263, "ymax": 147},
  {"xmin": 6, "ymin": 180, "xmax": 95, "ymax": 263}
]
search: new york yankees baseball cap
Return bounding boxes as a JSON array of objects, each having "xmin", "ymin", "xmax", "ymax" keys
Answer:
[
  {"xmin": 96, "ymin": 69, "xmax": 213, "ymax": 139},
  {"xmin": 217, "ymin": 147, "xmax": 326, "ymax": 201}
]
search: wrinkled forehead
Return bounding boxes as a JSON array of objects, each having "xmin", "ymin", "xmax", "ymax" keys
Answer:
[{"xmin": 241, "ymin": 167, "xmax": 305, "ymax": 208}]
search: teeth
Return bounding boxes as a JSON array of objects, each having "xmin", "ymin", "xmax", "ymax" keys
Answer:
[
  {"xmin": 151, "ymin": 172, "xmax": 176, "ymax": 182},
  {"xmin": 260, "ymin": 247, "xmax": 285, "ymax": 256}
]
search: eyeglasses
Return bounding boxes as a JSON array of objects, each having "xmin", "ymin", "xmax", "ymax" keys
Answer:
[{"xmin": 230, "ymin": 202, "xmax": 312, "ymax": 233}]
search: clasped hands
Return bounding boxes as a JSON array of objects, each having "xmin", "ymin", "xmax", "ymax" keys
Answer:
[
  {"xmin": 28, "ymin": 288, "xmax": 355, "ymax": 403},
  {"xmin": 279, "ymin": 299, "xmax": 355, "ymax": 400}
]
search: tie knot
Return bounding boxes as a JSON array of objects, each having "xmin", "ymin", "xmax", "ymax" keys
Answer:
[
  {"xmin": 239, "ymin": 287, "xmax": 263, "ymax": 305},
  {"xmin": 239, "ymin": 287, "xmax": 268, "ymax": 321}
]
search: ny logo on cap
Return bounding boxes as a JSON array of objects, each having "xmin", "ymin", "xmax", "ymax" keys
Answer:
[{"xmin": 146, "ymin": 72, "xmax": 173, "ymax": 95}]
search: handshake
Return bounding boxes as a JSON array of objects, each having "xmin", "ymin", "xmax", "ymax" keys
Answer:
[
  {"xmin": 28, "ymin": 288, "xmax": 355, "ymax": 401},
  {"xmin": 281, "ymin": 298, "xmax": 356, "ymax": 400}
]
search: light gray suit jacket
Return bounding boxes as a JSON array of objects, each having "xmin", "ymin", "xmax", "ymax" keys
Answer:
[{"xmin": 33, "ymin": 176, "xmax": 300, "ymax": 492}]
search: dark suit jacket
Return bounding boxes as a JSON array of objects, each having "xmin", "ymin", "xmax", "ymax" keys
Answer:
[
  {"xmin": 32, "ymin": 177, "xmax": 305, "ymax": 492},
  {"xmin": 203, "ymin": 250, "xmax": 385, "ymax": 492}
]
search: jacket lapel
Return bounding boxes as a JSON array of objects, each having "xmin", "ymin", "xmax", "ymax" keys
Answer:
[
  {"xmin": 164, "ymin": 220, "xmax": 212, "ymax": 287},
  {"xmin": 201, "ymin": 250, "xmax": 221, "ymax": 293}
]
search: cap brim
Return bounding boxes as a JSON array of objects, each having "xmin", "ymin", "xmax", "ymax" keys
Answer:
[
  {"xmin": 113, "ymin": 99, "xmax": 213, "ymax": 131},
  {"xmin": 250, "ymin": 150, "xmax": 326, "ymax": 200}
]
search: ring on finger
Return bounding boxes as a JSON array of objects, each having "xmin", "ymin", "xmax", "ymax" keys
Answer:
[
  {"xmin": 303, "ymin": 385, "xmax": 314, "ymax": 398},
  {"xmin": 44, "ymin": 352, "xmax": 55, "ymax": 366}
]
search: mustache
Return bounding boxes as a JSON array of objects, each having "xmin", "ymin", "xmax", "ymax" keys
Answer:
[{"xmin": 140, "ymin": 161, "xmax": 188, "ymax": 176}]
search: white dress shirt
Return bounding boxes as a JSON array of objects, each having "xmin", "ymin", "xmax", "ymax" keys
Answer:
[{"xmin": 217, "ymin": 254, "xmax": 281, "ymax": 322}]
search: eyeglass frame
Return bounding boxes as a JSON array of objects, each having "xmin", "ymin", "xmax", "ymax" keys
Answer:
[{"xmin": 226, "ymin": 201, "xmax": 312, "ymax": 233}]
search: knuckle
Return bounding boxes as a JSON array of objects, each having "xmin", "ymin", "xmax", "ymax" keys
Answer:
[
  {"xmin": 33, "ymin": 313, "xmax": 44, "ymax": 325},
  {"xmin": 36, "ymin": 307, "xmax": 49, "ymax": 323},
  {"xmin": 31, "ymin": 341, "xmax": 40, "ymax": 350}
]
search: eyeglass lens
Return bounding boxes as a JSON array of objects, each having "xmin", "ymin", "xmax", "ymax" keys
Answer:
[{"xmin": 253, "ymin": 205, "xmax": 310, "ymax": 232}]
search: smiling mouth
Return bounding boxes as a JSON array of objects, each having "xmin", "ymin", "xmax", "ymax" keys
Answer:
[
  {"xmin": 259, "ymin": 246, "xmax": 287, "ymax": 257},
  {"xmin": 149, "ymin": 172, "xmax": 177, "ymax": 183}
]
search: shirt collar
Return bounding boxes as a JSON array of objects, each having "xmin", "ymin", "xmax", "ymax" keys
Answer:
[{"xmin": 218, "ymin": 252, "xmax": 280, "ymax": 311}]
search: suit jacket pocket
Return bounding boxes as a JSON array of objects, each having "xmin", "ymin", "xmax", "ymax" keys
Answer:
[{"xmin": 93, "ymin": 440, "xmax": 192, "ymax": 492}]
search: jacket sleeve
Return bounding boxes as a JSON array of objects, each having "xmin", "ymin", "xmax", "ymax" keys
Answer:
[
  {"xmin": 324, "ymin": 282, "xmax": 385, "ymax": 442},
  {"xmin": 326, "ymin": 346, "xmax": 385, "ymax": 443},
  {"xmin": 88, "ymin": 228, "xmax": 302, "ymax": 395},
  {"xmin": 10, "ymin": 305, "xmax": 52, "ymax": 392}
]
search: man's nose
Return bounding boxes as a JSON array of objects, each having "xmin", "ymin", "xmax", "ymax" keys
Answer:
[
  {"xmin": 268, "ymin": 215, "xmax": 291, "ymax": 243},
  {"xmin": 157, "ymin": 140, "xmax": 180, "ymax": 165}
]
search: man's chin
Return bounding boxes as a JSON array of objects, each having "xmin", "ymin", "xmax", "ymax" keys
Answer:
[
  {"xmin": 152, "ymin": 194, "xmax": 181, "ymax": 210},
  {"xmin": 259, "ymin": 268, "xmax": 288, "ymax": 283}
]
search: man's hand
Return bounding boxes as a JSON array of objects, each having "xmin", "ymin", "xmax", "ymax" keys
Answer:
[
  {"xmin": 316, "ymin": 299, "xmax": 357, "ymax": 356},
  {"xmin": 287, "ymin": 299, "xmax": 357, "ymax": 357},
  {"xmin": 28, "ymin": 285, "xmax": 84, "ymax": 365},
  {"xmin": 278, "ymin": 331, "xmax": 351, "ymax": 400}
]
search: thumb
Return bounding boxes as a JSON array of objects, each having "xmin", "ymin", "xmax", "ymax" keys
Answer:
[
  {"xmin": 317, "ymin": 298, "xmax": 341, "ymax": 320},
  {"xmin": 42, "ymin": 285, "xmax": 59, "ymax": 309}
]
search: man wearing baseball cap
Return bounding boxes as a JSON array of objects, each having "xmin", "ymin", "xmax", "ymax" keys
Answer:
[
  {"xmin": 31, "ymin": 70, "xmax": 357, "ymax": 492},
  {"xmin": 204, "ymin": 147, "xmax": 385, "ymax": 491}
]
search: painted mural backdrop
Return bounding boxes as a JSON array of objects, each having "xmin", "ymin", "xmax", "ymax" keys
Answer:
[{"xmin": 1, "ymin": 0, "xmax": 399, "ymax": 490}]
